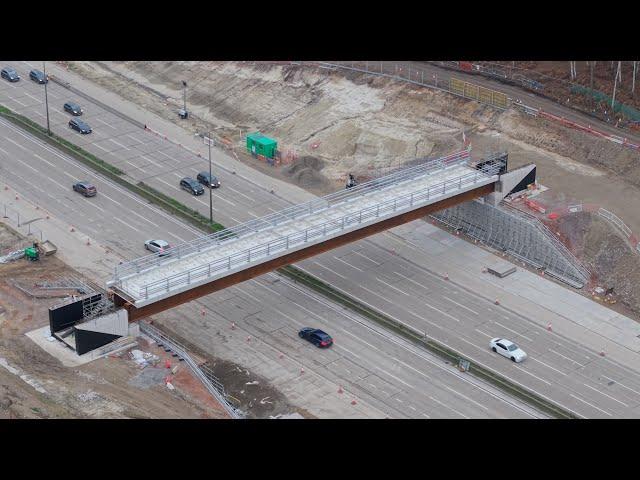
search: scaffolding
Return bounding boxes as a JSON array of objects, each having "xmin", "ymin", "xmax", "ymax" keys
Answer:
[{"xmin": 431, "ymin": 199, "xmax": 590, "ymax": 288}]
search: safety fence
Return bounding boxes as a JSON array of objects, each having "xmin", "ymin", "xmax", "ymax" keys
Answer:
[
  {"xmin": 0, "ymin": 201, "xmax": 45, "ymax": 250},
  {"xmin": 139, "ymin": 322, "xmax": 241, "ymax": 419},
  {"xmin": 309, "ymin": 61, "xmax": 510, "ymax": 110},
  {"xmin": 512, "ymin": 101, "xmax": 640, "ymax": 152}
]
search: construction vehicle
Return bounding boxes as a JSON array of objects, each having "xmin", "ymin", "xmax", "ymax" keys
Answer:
[{"xmin": 24, "ymin": 240, "xmax": 57, "ymax": 262}]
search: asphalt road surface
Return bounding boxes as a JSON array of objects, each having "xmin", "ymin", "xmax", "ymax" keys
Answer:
[
  {"xmin": 0, "ymin": 117, "xmax": 543, "ymax": 418},
  {"xmin": 2, "ymin": 61, "xmax": 640, "ymax": 417}
]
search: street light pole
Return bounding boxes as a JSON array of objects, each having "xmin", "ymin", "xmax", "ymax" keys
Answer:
[
  {"xmin": 208, "ymin": 131, "xmax": 213, "ymax": 223},
  {"xmin": 43, "ymin": 61, "xmax": 51, "ymax": 135}
]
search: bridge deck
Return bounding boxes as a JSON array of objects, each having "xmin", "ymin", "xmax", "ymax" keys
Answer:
[{"xmin": 108, "ymin": 151, "xmax": 500, "ymax": 307}]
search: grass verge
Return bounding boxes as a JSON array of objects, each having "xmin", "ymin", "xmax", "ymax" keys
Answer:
[{"xmin": 1, "ymin": 103, "xmax": 574, "ymax": 418}]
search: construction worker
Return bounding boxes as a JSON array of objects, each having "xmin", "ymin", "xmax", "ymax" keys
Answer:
[{"xmin": 346, "ymin": 174, "xmax": 357, "ymax": 189}]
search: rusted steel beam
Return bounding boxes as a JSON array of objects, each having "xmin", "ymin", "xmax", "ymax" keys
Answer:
[{"xmin": 117, "ymin": 183, "xmax": 494, "ymax": 321}]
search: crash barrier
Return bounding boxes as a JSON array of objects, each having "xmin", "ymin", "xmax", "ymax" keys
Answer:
[
  {"xmin": 513, "ymin": 102, "xmax": 640, "ymax": 152},
  {"xmin": 546, "ymin": 203, "xmax": 639, "ymax": 254},
  {"xmin": 0, "ymin": 200, "xmax": 45, "ymax": 244}
]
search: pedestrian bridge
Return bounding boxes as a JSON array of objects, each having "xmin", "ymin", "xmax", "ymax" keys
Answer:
[{"xmin": 108, "ymin": 150, "xmax": 507, "ymax": 320}]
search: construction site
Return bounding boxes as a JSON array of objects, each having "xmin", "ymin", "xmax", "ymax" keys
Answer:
[{"xmin": 1, "ymin": 59, "xmax": 640, "ymax": 419}]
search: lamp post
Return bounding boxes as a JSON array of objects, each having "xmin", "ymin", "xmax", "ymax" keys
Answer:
[
  {"xmin": 182, "ymin": 80, "xmax": 187, "ymax": 117},
  {"xmin": 43, "ymin": 61, "xmax": 51, "ymax": 135},
  {"xmin": 208, "ymin": 131, "xmax": 213, "ymax": 223}
]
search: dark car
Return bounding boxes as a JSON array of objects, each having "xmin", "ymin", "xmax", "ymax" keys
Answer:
[
  {"xmin": 72, "ymin": 181, "xmax": 97, "ymax": 197},
  {"xmin": 63, "ymin": 101, "xmax": 83, "ymax": 116},
  {"xmin": 180, "ymin": 177, "xmax": 204, "ymax": 195},
  {"xmin": 69, "ymin": 118, "xmax": 92, "ymax": 134},
  {"xmin": 1, "ymin": 67, "xmax": 20, "ymax": 82},
  {"xmin": 197, "ymin": 171, "xmax": 221, "ymax": 188},
  {"xmin": 298, "ymin": 328, "xmax": 333, "ymax": 348},
  {"xmin": 29, "ymin": 69, "xmax": 48, "ymax": 84}
]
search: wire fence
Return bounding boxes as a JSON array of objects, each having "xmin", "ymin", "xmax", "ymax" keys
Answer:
[
  {"xmin": 0, "ymin": 202, "xmax": 45, "ymax": 253},
  {"xmin": 313, "ymin": 61, "xmax": 510, "ymax": 110}
]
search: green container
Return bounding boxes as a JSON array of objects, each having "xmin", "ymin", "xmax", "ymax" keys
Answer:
[
  {"xmin": 25, "ymin": 247, "xmax": 39, "ymax": 260},
  {"xmin": 246, "ymin": 132, "xmax": 277, "ymax": 159}
]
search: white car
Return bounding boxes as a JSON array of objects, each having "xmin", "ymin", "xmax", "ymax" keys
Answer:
[
  {"xmin": 144, "ymin": 239, "xmax": 171, "ymax": 256},
  {"xmin": 490, "ymin": 338, "xmax": 527, "ymax": 363}
]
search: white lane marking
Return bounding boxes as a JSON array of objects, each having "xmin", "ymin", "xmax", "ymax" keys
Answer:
[
  {"xmin": 474, "ymin": 329, "xmax": 492, "ymax": 338},
  {"xmin": 333, "ymin": 344, "xmax": 362, "ymax": 360},
  {"xmin": 23, "ymin": 91, "xmax": 40, "ymax": 103},
  {"xmin": 98, "ymin": 191, "xmax": 123, "ymax": 206},
  {"xmin": 12, "ymin": 97, "xmax": 27, "ymax": 106},
  {"xmin": 443, "ymin": 385, "xmax": 489, "ymax": 411},
  {"xmin": 0, "ymin": 117, "xmax": 203, "ymax": 240},
  {"xmin": 32, "ymin": 152, "xmax": 57, "ymax": 168},
  {"xmin": 458, "ymin": 337, "xmax": 489, "ymax": 353},
  {"xmin": 157, "ymin": 150, "xmax": 174, "ymax": 160},
  {"xmin": 376, "ymin": 277, "xmax": 410, "ymax": 296},
  {"xmin": 156, "ymin": 178, "xmax": 179, "ymax": 190},
  {"xmin": 421, "ymin": 412, "xmax": 431, "ymax": 418},
  {"xmin": 312, "ymin": 261, "xmax": 347, "ymax": 279},
  {"xmin": 130, "ymin": 209, "xmax": 158, "ymax": 227},
  {"xmin": 359, "ymin": 284, "xmax": 386, "ymax": 299},
  {"xmin": 234, "ymin": 286, "xmax": 262, "ymax": 304},
  {"xmin": 429, "ymin": 395, "xmax": 469, "ymax": 419},
  {"xmin": 259, "ymin": 284, "xmax": 282, "ymax": 297},
  {"xmin": 408, "ymin": 405, "xmax": 417, "ymax": 411},
  {"xmin": 226, "ymin": 185, "xmax": 254, "ymax": 202},
  {"xmin": 10, "ymin": 156, "xmax": 39, "ymax": 173},
  {"xmin": 395, "ymin": 397, "xmax": 403, "ymax": 403},
  {"xmin": 247, "ymin": 211, "xmax": 259, "ymax": 218},
  {"xmin": 601, "ymin": 376, "xmax": 640, "ymax": 397},
  {"xmin": 126, "ymin": 161, "xmax": 143, "ymax": 171},
  {"xmin": 0, "ymin": 146, "xmax": 9, "ymax": 156},
  {"xmin": 530, "ymin": 358, "xmax": 567, "ymax": 376},
  {"xmin": 582, "ymin": 383, "xmax": 629, "ymax": 407},
  {"xmin": 127, "ymin": 134, "xmax": 141, "ymax": 143},
  {"xmin": 513, "ymin": 365, "xmax": 551, "ymax": 386},
  {"xmin": 569, "ymin": 394, "xmax": 613, "ymax": 417},
  {"xmin": 423, "ymin": 301, "xmax": 460, "ymax": 323},
  {"xmin": 166, "ymin": 231, "xmax": 187, "ymax": 243},
  {"xmin": 493, "ymin": 321, "xmax": 534, "ymax": 342},
  {"xmin": 211, "ymin": 190, "xmax": 237, "ymax": 208},
  {"xmin": 334, "ymin": 256, "xmax": 364, "ymax": 272},
  {"xmin": 548, "ymin": 349, "xmax": 584, "ymax": 366},
  {"xmin": 92, "ymin": 142, "xmax": 111, "ymax": 152},
  {"xmin": 23, "ymin": 61, "xmax": 35, "ymax": 68},
  {"xmin": 442, "ymin": 296, "xmax": 479, "ymax": 315},
  {"xmin": 109, "ymin": 138, "xmax": 129, "ymax": 150},
  {"xmin": 353, "ymin": 250, "xmax": 381, "ymax": 265},
  {"xmin": 368, "ymin": 383, "xmax": 377, "ymax": 389},
  {"xmin": 405, "ymin": 309, "xmax": 443, "ymax": 330},
  {"xmin": 378, "ymin": 369, "xmax": 414, "ymax": 389},
  {"xmin": 141, "ymin": 155, "xmax": 163, "ymax": 168},
  {"xmin": 5, "ymin": 137, "xmax": 29, "ymax": 152},
  {"xmin": 393, "ymin": 271, "xmax": 427, "ymax": 290},
  {"xmin": 172, "ymin": 173, "xmax": 183, "ymax": 180},
  {"xmin": 94, "ymin": 118, "xmax": 117, "ymax": 130},
  {"xmin": 113, "ymin": 216, "xmax": 139, "ymax": 233}
]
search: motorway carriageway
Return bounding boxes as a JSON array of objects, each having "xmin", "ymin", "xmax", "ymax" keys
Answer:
[
  {"xmin": 3, "ymin": 61, "xmax": 640, "ymax": 417},
  {"xmin": 0, "ymin": 117, "xmax": 543, "ymax": 418}
]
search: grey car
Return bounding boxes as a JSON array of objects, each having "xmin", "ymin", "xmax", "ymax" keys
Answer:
[
  {"xmin": 1, "ymin": 67, "xmax": 20, "ymax": 82},
  {"xmin": 197, "ymin": 171, "xmax": 221, "ymax": 188},
  {"xmin": 69, "ymin": 118, "xmax": 92, "ymax": 134},
  {"xmin": 144, "ymin": 239, "xmax": 171, "ymax": 256}
]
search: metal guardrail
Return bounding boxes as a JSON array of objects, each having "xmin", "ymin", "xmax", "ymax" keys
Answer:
[
  {"xmin": 118, "ymin": 158, "xmax": 503, "ymax": 301},
  {"xmin": 1, "ymin": 201, "xmax": 45, "ymax": 244},
  {"xmin": 598, "ymin": 208, "xmax": 632, "ymax": 238},
  {"xmin": 139, "ymin": 322, "xmax": 240, "ymax": 419},
  {"xmin": 113, "ymin": 150, "xmax": 472, "ymax": 280}
]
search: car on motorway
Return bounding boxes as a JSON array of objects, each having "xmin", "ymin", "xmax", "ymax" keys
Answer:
[
  {"xmin": 144, "ymin": 239, "xmax": 172, "ymax": 256},
  {"xmin": 29, "ymin": 69, "xmax": 48, "ymax": 84},
  {"xmin": 490, "ymin": 338, "xmax": 527, "ymax": 363},
  {"xmin": 63, "ymin": 101, "xmax": 83, "ymax": 116},
  {"xmin": 1, "ymin": 67, "xmax": 20, "ymax": 82},
  {"xmin": 72, "ymin": 181, "xmax": 97, "ymax": 197},
  {"xmin": 197, "ymin": 171, "xmax": 220, "ymax": 188},
  {"xmin": 180, "ymin": 177, "xmax": 204, "ymax": 196},
  {"xmin": 69, "ymin": 118, "xmax": 92, "ymax": 134},
  {"xmin": 298, "ymin": 328, "xmax": 333, "ymax": 348}
]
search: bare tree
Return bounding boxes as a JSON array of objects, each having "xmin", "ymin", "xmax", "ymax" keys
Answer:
[{"xmin": 612, "ymin": 61, "xmax": 621, "ymax": 108}]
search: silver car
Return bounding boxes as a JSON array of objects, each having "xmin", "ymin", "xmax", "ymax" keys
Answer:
[{"xmin": 144, "ymin": 239, "xmax": 171, "ymax": 256}]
